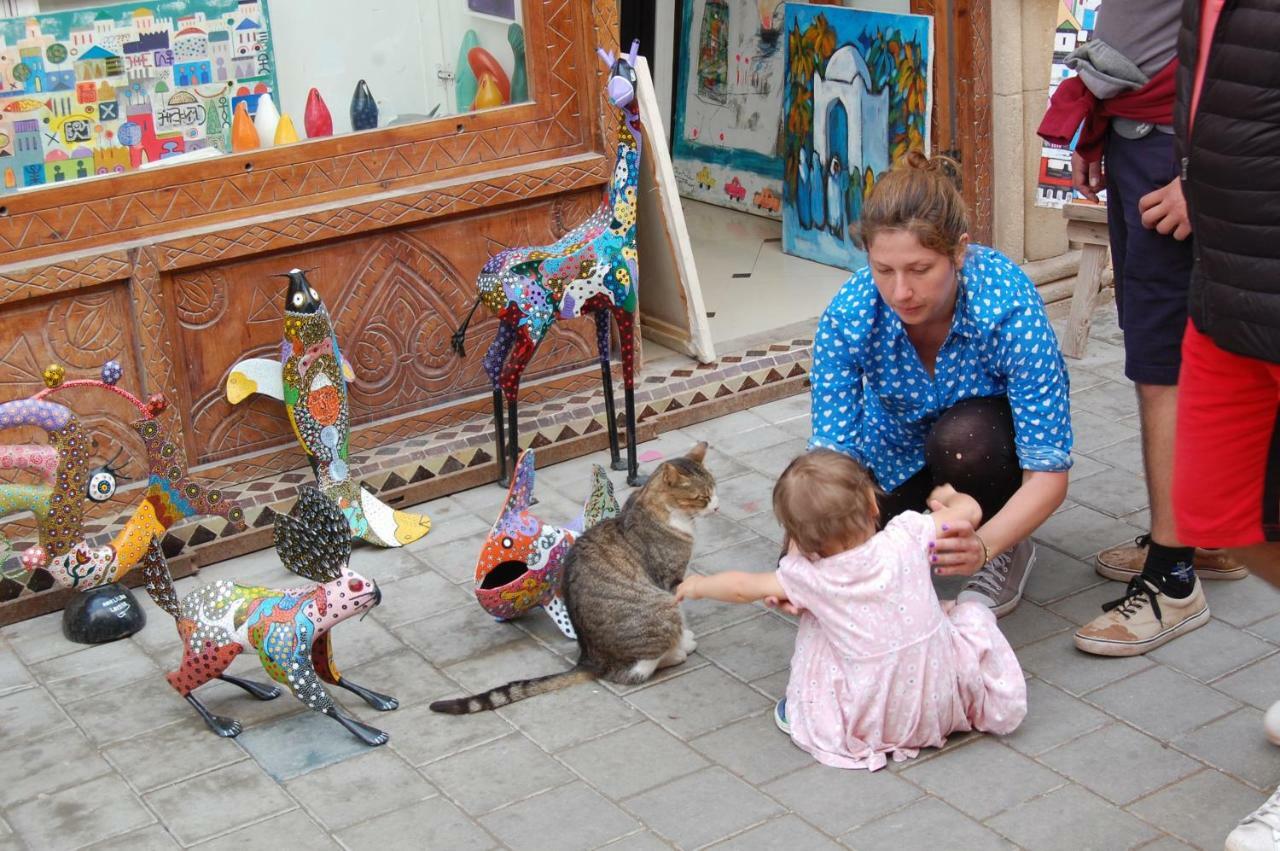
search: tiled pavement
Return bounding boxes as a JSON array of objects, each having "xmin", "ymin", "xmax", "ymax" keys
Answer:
[{"xmin": 3, "ymin": 304, "xmax": 1280, "ymax": 850}]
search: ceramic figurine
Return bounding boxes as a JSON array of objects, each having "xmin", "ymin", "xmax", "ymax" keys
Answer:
[
  {"xmin": 467, "ymin": 47, "xmax": 510, "ymax": 110},
  {"xmin": 274, "ymin": 114, "xmax": 299, "ymax": 145},
  {"xmin": 475, "ymin": 449, "xmax": 618, "ymax": 638},
  {"xmin": 165, "ymin": 487, "xmax": 397, "ymax": 744},
  {"xmin": 454, "ymin": 29, "xmax": 481, "ymax": 113},
  {"xmin": 350, "ymin": 80, "xmax": 378, "ymax": 131},
  {"xmin": 304, "ymin": 87, "xmax": 334, "ymax": 138},
  {"xmin": 231, "ymin": 101, "xmax": 258, "ymax": 152},
  {"xmin": 253, "ymin": 96, "xmax": 280, "ymax": 148},
  {"xmin": 508, "ymin": 23, "xmax": 528, "ymax": 103},
  {"xmin": 4, "ymin": 363, "xmax": 246, "ymax": 640},
  {"xmin": 226, "ymin": 270, "xmax": 430, "ymax": 548},
  {"xmin": 450, "ymin": 42, "xmax": 648, "ymax": 486}
]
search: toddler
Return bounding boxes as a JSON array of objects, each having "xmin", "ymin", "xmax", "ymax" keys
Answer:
[{"xmin": 676, "ymin": 450, "xmax": 1026, "ymax": 770}]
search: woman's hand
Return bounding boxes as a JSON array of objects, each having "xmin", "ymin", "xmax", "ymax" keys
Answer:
[{"xmin": 929, "ymin": 519, "xmax": 987, "ymax": 576}]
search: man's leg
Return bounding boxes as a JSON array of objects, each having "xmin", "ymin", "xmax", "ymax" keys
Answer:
[{"xmin": 1135, "ymin": 382, "xmax": 1197, "ymax": 597}]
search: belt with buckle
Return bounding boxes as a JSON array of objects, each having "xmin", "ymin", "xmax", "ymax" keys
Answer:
[{"xmin": 1112, "ymin": 117, "xmax": 1175, "ymax": 139}]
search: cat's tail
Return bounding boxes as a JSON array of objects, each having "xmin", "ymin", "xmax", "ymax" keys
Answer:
[{"xmin": 428, "ymin": 667, "xmax": 594, "ymax": 714}]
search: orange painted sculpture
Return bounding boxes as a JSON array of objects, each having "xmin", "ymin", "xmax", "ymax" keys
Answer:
[{"xmin": 467, "ymin": 47, "xmax": 510, "ymax": 110}]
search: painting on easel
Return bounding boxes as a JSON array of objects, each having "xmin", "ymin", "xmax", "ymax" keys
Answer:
[
  {"xmin": 0, "ymin": 0, "xmax": 279, "ymax": 195},
  {"xmin": 671, "ymin": 0, "xmax": 789, "ymax": 220},
  {"xmin": 780, "ymin": 2, "xmax": 931, "ymax": 271}
]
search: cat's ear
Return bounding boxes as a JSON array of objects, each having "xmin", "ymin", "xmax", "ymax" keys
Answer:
[
  {"xmin": 685, "ymin": 442, "xmax": 708, "ymax": 464},
  {"xmin": 501, "ymin": 450, "xmax": 537, "ymax": 519}
]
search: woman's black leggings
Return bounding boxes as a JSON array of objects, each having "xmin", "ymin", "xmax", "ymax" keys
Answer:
[{"xmin": 877, "ymin": 396, "xmax": 1023, "ymax": 527}]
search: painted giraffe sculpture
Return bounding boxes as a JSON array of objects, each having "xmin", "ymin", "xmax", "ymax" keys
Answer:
[{"xmin": 451, "ymin": 41, "xmax": 646, "ymax": 487}]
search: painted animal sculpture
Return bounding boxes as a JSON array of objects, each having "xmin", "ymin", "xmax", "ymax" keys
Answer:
[
  {"xmin": 475, "ymin": 449, "xmax": 618, "ymax": 638},
  {"xmin": 226, "ymin": 270, "xmax": 430, "ymax": 548},
  {"xmin": 166, "ymin": 487, "xmax": 397, "ymax": 744},
  {"xmin": 3, "ymin": 362, "xmax": 246, "ymax": 615},
  {"xmin": 450, "ymin": 41, "xmax": 646, "ymax": 487}
]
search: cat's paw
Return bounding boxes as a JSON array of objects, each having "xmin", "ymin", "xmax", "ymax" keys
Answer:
[{"xmin": 680, "ymin": 629, "xmax": 697, "ymax": 655}]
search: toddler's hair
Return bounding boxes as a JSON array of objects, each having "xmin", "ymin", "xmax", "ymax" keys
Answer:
[{"xmin": 773, "ymin": 450, "xmax": 879, "ymax": 559}]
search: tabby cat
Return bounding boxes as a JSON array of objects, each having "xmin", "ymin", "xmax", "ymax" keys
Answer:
[{"xmin": 430, "ymin": 442, "xmax": 717, "ymax": 714}]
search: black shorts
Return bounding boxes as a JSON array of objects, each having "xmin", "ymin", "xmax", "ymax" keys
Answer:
[{"xmin": 1104, "ymin": 129, "xmax": 1194, "ymax": 386}]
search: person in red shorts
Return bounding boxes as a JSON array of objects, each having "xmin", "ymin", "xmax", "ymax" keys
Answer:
[{"xmin": 1168, "ymin": 1, "xmax": 1280, "ymax": 848}]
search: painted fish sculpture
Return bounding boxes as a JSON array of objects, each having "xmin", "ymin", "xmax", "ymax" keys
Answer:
[
  {"xmin": 225, "ymin": 270, "xmax": 429, "ymax": 548},
  {"xmin": 475, "ymin": 449, "xmax": 618, "ymax": 638}
]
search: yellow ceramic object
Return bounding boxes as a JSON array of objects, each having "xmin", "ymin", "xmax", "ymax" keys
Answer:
[
  {"xmin": 472, "ymin": 76, "xmax": 504, "ymax": 110},
  {"xmin": 231, "ymin": 101, "xmax": 258, "ymax": 152},
  {"xmin": 274, "ymin": 113, "xmax": 300, "ymax": 145}
]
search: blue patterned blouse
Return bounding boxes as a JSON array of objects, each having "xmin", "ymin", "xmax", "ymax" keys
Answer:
[{"xmin": 808, "ymin": 245, "xmax": 1073, "ymax": 491}]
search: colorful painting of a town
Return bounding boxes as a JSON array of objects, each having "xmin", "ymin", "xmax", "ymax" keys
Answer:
[
  {"xmin": 671, "ymin": 0, "xmax": 789, "ymax": 220},
  {"xmin": 1036, "ymin": 0, "xmax": 1102, "ymax": 208},
  {"xmin": 780, "ymin": 3, "xmax": 931, "ymax": 272},
  {"xmin": 0, "ymin": 0, "xmax": 277, "ymax": 196}
]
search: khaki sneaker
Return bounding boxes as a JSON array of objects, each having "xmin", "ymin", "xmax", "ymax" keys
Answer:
[
  {"xmin": 957, "ymin": 539, "xmax": 1036, "ymax": 618},
  {"xmin": 1073, "ymin": 576, "xmax": 1210, "ymax": 657},
  {"xmin": 1226, "ymin": 785, "xmax": 1280, "ymax": 851},
  {"xmin": 1096, "ymin": 534, "xmax": 1248, "ymax": 582}
]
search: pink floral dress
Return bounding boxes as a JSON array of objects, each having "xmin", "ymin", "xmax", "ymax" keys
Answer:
[{"xmin": 775, "ymin": 511, "xmax": 1026, "ymax": 770}]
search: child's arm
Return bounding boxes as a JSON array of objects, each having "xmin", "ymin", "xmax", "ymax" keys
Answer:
[
  {"xmin": 926, "ymin": 484, "xmax": 982, "ymax": 534},
  {"xmin": 676, "ymin": 571, "xmax": 788, "ymax": 605}
]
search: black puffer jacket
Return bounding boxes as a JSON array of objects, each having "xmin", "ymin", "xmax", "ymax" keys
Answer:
[{"xmin": 1175, "ymin": 0, "xmax": 1280, "ymax": 363}]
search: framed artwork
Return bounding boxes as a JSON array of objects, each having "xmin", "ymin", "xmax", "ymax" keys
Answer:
[
  {"xmin": 1036, "ymin": 0, "xmax": 1102, "ymax": 208},
  {"xmin": 467, "ymin": 0, "xmax": 518, "ymax": 22},
  {"xmin": 0, "ymin": 0, "xmax": 278, "ymax": 195},
  {"xmin": 670, "ymin": 0, "xmax": 789, "ymax": 220},
  {"xmin": 780, "ymin": 2, "xmax": 931, "ymax": 271}
]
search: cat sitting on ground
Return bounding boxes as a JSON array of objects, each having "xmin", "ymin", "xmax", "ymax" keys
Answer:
[{"xmin": 430, "ymin": 443, "xmax": 718, "ymax": 714}]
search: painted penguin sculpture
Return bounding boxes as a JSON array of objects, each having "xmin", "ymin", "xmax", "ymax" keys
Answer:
[
  {"xmin": 225, "ymin": 270, "xmax": 430, "ymax": 548},
  {"xmin": 474, "ymin": 449, "xmax": 619, "ymax": 638}
]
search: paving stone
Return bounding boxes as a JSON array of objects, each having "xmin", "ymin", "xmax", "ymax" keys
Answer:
[
  {"xmin": 712, "ymin": 423, "xmax": 796, "ymax": 457},
  {"xmin": 778, "ymin": 415, "xmax": 812, "ymax": 439},
  {"xmin": 479, "ymin": 781, "xmax": 639, "ymax": 851},
  {"xmin": 1022, "ymin": 544, "xmax": 1107, "ymax": 606},
  {"xmin": 2, "ymin": 610, "xmax": 79, "ymax": 666},
  {"xmin": 237, "ymin": 709, "xmax": 375, "ymax": 782},
  {"xmin": 320, "ymin": 613, "xmax": 404, "ymax": 669},
  {"xmin": 286, "ymin": 749, "xmax": 435, "ymax": 830},
  {"xmin": 710, "ymin": 472, "xmax": 778, "ymax": 520},
  {"xmin": 420, "ymin": 733, "xmax": 572, "ymax": 815},
  {"xmin": 1003, "ymin": 679, "xmax": 1110, "ymax": 757},
  {"xmin": 1070, "ymin": 410, "xmax": 1140, "ymax": 455},
  {"xmin": 336, "ymin": 796, "xmax": 495, "ymax": 851},
  {"xmin": 83, "ymin": 823, "xmax": 180, "ymax": 850},
  {"xmin": 1134, "ymin": 838, "xmax": 1198, "ymax": 851},
  {"xmin": 1034, "ymin": 504, "xmax": 1144, "ymax": 560},
  {"xmin": 6, "ymin": 773, "xmax": 154, "ymax": 850},
  {"xmin": 738, "ymin": 437, "xmax": 808, "ymax": 479},
  {"xmin": 986, "ymin": 783, "xmax": 1159, "ymax": 850},
  {"xmin": 143, "ymin": 759, "xmax": 293, "ymax": 845},
  {"xmin": 739, "ymin": 510, "xmax": 786, "ymax": 545},
  {"xmin": 1067, "ymin": 466, "xmax": 1150, "ymax": 519},
  {"xmin": 709, "ymin": 815, "xmax": 842, "ymax": 850},
  {"xmin": 1073, "ymin": 381, "xmax": 1140, "ymax": 423},
  {"xmin": 1047, "ymin": 580, "xmax": 1129, "ymax": 627},
  {"xmin": 0, "ymin": 727, "xmax": 114, "ymax": 807},
  {"xmin": 899, "ymin": 738, "xmax": 1065, "ymax": 821},
  {"xmin": 1175, "ymin": 707, "xmax": 1280, "ymax": 792},
  {"xmin": 691, "ymin": 535, "xmax": 784, "ymax": 576},
  {"xmin": 1244, "ymin": 612, "xmax": 1280, "ymax": 646},
  {"xmin": 996, "ymin": 601, "xmax": 1073, "ymax": 649},
  {"xmin": 442, "ymin": 636, "xmax": 567, "ymax": 694},
  {"xmin": 103, "ymin": 719, "xmax": 244, "ymax": 793},
  {"xmin": 347, "ymin": 544, "xmax": 433, "ymax": 584},
  {"xmin": 1068, "ymin": 452, "xmax": 1112, "ymax": 481},
  {"xmin": 342, "ymin": 647, "xmax": 457, "ymax": 710},
  {"xmin": 187, "ymin": 665, "xmax": 310, "ymax": 730},
  {"xmin": 1147, "ymin": 618, "xmax": 1274, "ymax": 682},
  {"xmin": 625, "ymin": 767, "xmax": 783, "ymax": 849},
  {"xmin": 394, "ymin": 606, "xmax": 528, "ymax": 668},
  {"xmin": 841, "ymin": 796, "xmax": 1011, "ymax": 851},
  {"xmin": 1087, "ymin": 665, "xmax": 1241, "ymax": 739},
  {"xmin": 1128, "ymin": 768, "xmax": 1264, "ymax": 850},
  {"xmin": 598, "ymin": 832, "xmax": 676, "ymax": 850},
  {"xmin": 1018, "ymin": 633, "xmax": 1155, "ymax": 696},
  {"xmin": 752, "ymin": 395, "xmax": 811, "ymax": 424},
  {"xmin": 420, "ymin": 528, "xmax": 489, "ymax": 584},
  {"xmin": 512, "ymin": 608, "xmax": 581, "ymax": 659},
  {"xmin": 1203, "ymin": 576, "xmax": 1280, "ymax": 628},
  {"xmin": 682, "ymin": 410, "xmax": 774, "ymax": 445},
  {"xmin": 689, "ymin": 710, "xmax": 812, "ymax": 785},
  {"xmin": 1038, "ymin": 723, "xmax": 1203, "ymax": 804},
  {"xmin": 763, "ymin": 761, "xmax": 921, "ymax": 835},
  {"xmin": 0, "ymin": 640, "xmax": 33, "ymax": 697},
  {"xmin": 196, "ymin": 809, "xmax": 338, "ymax": 850},
  {"xmin": 370, "ymin": 568, "xmax": 472, "ymax": 628},
  {"xmin": 404, "ymin": 497, "xmax": 491, "ymax": 549},
  {"xmin": 0, "ymin": 684, "xmax": 72, "ymax": 741},
  {"xmin": 680, "ymin": 591, "xmax": 766, "ymax": 637},
  {"xmin": 380, "ymin": 700, "xmax": 513, "ymax": 767},
  {"xmin": 625, "ymin": 664, "xmax": 771, "ymax": 739},
  {"xmin": 497, "ymin": 681, "xmax": 639, "ymax": 752},
  {"xmin": 1085, "ymin": 435, "xmax": 1145, "ymax": 477},
  {"xmin": 692, "ymin": 512, "xmax": 761, "ymax": 557},
  {"xmin": 1213, "ymin": 652, "xmax": 1280, "ymax": 711},
  {"xmin": 750, "ymin": 670, "xmax": 791, "ymax": 700},
  {"xmin": 693, "ymin": 614, "xmax": 795, "ymax": 681},
  {"xmin": 558, "ymin": 720, "xmax": 708, "ymax": 799}
]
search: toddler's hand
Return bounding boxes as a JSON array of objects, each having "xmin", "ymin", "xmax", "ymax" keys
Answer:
[
  {"xmin": 764, "ymin": 596, "xmax": 803, "ymax": 616},
  {"xmin": 674, "ymin": 577, "xmax": 699, "ymax": 602},
  {"xmin": 927, "ymin": 484, "xmax": 958, "ymax": 507}
]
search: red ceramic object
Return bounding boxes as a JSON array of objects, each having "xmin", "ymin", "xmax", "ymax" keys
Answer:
[
  {"xmin": 467, "ymin": 48, "xmax": 511, "ymax": 103},
  {"xmin": 304, "ymin": 87, "xmax": 334, "ymax": 138}
]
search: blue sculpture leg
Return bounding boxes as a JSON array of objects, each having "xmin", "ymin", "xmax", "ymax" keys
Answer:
[
  {"xmin": 484, "ymin": 323, "xmax": 517, "ymax": 486},
  {"xmin": 594, "ymin": 309, "xmax": 623, "ymax": 470}
]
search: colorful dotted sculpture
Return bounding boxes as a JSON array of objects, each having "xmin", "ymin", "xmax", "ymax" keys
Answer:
[
  {"xmin": 165, "ymin": 487, "xmax": 397, "ymax": 744},
  {"xmin": 450, "ymin": 41, "xmax": 647, "ymax": 486},
  {"xmin": 226, "ymin": 270, "xmax": 430, "ymax": 548},
  {"xmin": 2, "ymin": 367, "xmax": 246, "ymax": 622},
  {"xmin": 474, "ymin": 449, "xmax": 618, "ymax": 638}
]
